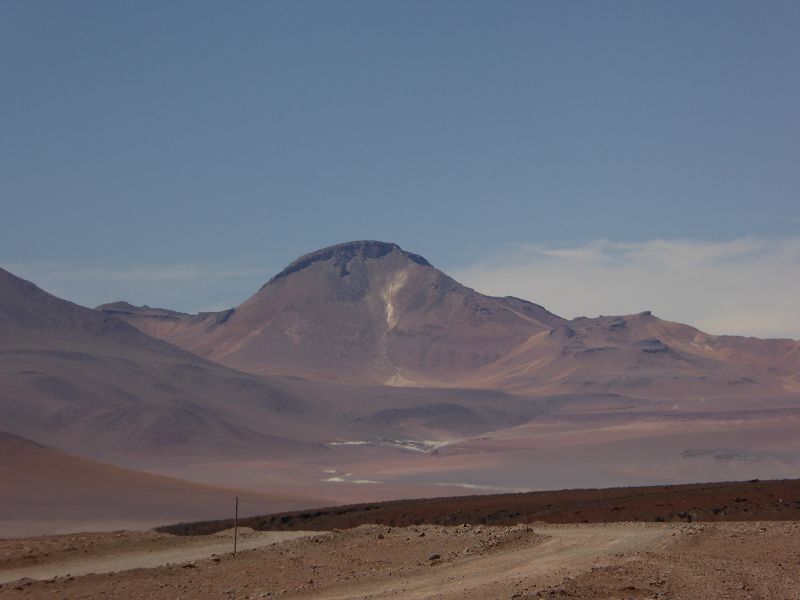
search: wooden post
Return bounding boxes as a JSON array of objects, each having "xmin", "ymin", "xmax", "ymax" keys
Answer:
[{"xmin": 233, "ymin": 496, "xmax": 239, "ymax": 557}]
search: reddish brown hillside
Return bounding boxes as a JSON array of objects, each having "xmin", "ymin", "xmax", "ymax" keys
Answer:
[
  {"xmin": 0, "ymin": 431, "xmax": 320, "ymax": 538},
  {"xmin": 0, "ymin": 267, "xmax": 322, "ymax": 464},
  {"xmin": 468, "ymin": 311, "xmax": 800, "ymax": 399}
]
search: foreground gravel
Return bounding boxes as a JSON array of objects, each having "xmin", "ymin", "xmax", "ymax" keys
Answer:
[{"xmin": 0, "ymin": 521, "xmax": 798, "ymax": 599}]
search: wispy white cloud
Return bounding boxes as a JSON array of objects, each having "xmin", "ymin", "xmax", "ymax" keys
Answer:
[{"xmin": 451, "ymin": 237, "xmax": 800, "ymax": 339}]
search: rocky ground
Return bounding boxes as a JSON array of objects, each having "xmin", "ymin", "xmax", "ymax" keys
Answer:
[{"xmin": 1, "ymin": 521, "xmax": 798, "ymax": 599}]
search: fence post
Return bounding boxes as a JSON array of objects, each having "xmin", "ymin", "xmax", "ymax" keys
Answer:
[{"xmin": 234, "ymin": 496, "xmax": 239, "ymax": 557}]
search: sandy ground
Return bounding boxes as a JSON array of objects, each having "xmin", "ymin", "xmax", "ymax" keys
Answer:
[
  {"xmin": 0, "ymin": 528, "xmax": 315, "ymax": 585},
  {"xmin": 0, "ymin": 522, "xmax": 798, "ymax": 599}
]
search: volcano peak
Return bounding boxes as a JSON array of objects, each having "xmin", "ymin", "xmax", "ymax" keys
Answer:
[{"xmin": 267, "ymin": 240, "xmax": 431, "ymax": 285}]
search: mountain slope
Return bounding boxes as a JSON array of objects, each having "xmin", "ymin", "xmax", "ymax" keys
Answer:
[
  {"xmin": 1, "ymin": 265, "xmax": 555, "ymax": 466},
  {"xmin": 467, "ymin": 311, "xmax": 800, "ymax": 398},
  {"xmin": 99, "ymin": 241, "xmax": 564, "ymax": 385},
  {"xmin": 0, "ymin": 431, "xmax": 319, "ymax": 537},
  {"xmin": 99, "ymin": 241, "xmax": 800, "ymax": 398},
  {"xmin": 0, "ymin": 267, "xmax": 322, "ymax": 465},
  {"xmin": 3, "ymin": 260, "xmax": 800, "ymax": 525}
]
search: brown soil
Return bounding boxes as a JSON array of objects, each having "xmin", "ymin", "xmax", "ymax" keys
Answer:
[
  {"xmin": 0, "ymin": 529, "xmax": 316, "ymax": 585},
  {"xmin": 158, "ymin": 478, "xmax": 800, "ymax": 535},
  {"xmin": 560, "ymin": 521, "xmax": 800, "ymax": 600},
  {"xmin": 1, "ymin": 522, "xmax": 798, "ymax": 599},
  {"xmin": 0, "ymin": 529, "xmax": 311, "ymax": 575},
  {"xmin": 0, "ymin": 530, "xmax": 183, "ymax": 572}
]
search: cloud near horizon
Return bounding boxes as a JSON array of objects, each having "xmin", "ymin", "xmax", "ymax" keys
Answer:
[{"xmin": 451, "ymin": 237, "xmax": 800, "ymax": 339}]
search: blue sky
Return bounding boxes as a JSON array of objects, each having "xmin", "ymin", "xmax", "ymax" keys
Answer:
[{"xmin": 2, "ymin": 1, "xmax": 799, "ymax": 335}]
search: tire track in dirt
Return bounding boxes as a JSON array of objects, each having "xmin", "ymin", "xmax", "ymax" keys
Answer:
[
  {"xmin": 0, "ymin": 530, "xmax": 319, "ymax": 584},
  {"xmin": 311, "ymin": 523, "xmax": 669, "ymax": 600}
]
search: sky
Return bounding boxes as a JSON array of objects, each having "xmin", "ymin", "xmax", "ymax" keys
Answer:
[{"xmin": 2, "ymin": 1, "xmax": 799, "ymax": 336}]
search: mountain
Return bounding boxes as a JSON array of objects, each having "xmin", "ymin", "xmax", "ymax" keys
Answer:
[
  {"xmin": 0, "ymin": 264, "xmax": 547, "ymax": 465},
  {"xmin": 0, "ymin": 430, "xmax": 319, "ymax": 537},
  {"xmin": 0, "ymin": 267, "xmax": 322, "ymax": 465},
  {"xmin": 468, "ymin": 311, "xmax": 800, "ymax": 398},
  {"xmin": 3, "ymin": 255, "xmax": 800, "ymax": 529},
  {"xmin": 99, "ymin": 241, "xmax": 563, "ymax": 385},
  {"xmin": 100, "ymin": 241, "xmax": 800, "ymax": 399}
]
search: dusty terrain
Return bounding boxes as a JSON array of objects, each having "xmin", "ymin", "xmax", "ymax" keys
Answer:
[
  {"xmin": 0, "ymin": 528, "xmax": 316, "ymax": 584},
  {"xmin": 1, "ymin": 521, "xmax": 798, "ymax": 599}
]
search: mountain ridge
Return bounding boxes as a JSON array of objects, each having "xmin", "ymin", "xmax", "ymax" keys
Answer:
[
  {"xmin": 0, "ymin": 266, "xmax": 326, "ymax": 465},
  {"xmin": 4, "ymin": 255, "xmax": 800, "ymax": 532},
  {"xmin": 98, "ymin": 241, "xmax": 564, "ymax": 385},
  {"xmin": 95, "ymin": 241, "xmax": 800, "ymax": 397}
]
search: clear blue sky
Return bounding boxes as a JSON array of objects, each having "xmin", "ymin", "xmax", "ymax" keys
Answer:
[{"xmin": 2, "ymin": 1, "xmax": 799, "ymax": 319}]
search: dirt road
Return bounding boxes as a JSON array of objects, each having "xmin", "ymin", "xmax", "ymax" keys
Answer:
[
  {"xmin": 1, "ymin": 522, "xmax": 798, "ymax": 599},
  {"xmin": 313, "ymin": 523, "xmax": 667, "ymax": 600},
  {"xmin": 0, "ymin": 529, "xmax": 316, "ymax": 585}
]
